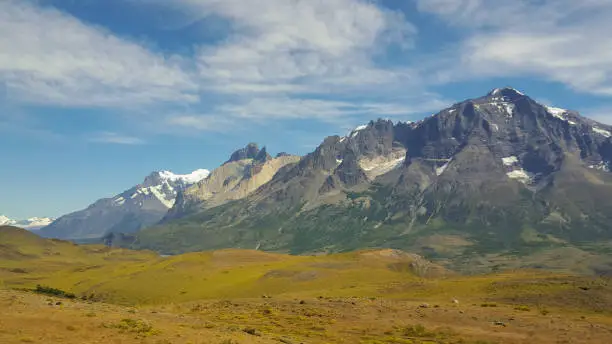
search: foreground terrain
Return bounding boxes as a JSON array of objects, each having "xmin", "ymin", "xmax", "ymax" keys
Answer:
[
  {"xmin": 2, "ymin": 226, "xmax": 612, "ymax": 343},
  {"xmin": 3, "ymin": 286, "xmax": 612, "ymax": 344}
]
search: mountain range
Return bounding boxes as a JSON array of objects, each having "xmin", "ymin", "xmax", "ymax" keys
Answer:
[
  {"xmin": 36, "ymin": 88, "xmax": 612, "ymax": 274},
  {"xmin": 0, "ymin": 216, "xmax": 55, "ymax": 230},
  {"xmin": 38, "ymin": 169, "xmax": 210, "ymax": 240}
]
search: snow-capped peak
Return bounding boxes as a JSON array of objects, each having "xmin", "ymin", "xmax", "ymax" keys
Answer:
[
  {"xmin": 129, "ymin": 168, "xmax": 210, "ymax": 210},
  {"xmin": 0, "ymin": 215, "xmax": 55, "ymax": 230},
  {"xmin": 489, "ymin": 88, "xmax": 502, "ymax": 96},
  {"xmin": 488, "ymin": 87, "xmax": 525, "ymax": 97},
  {"xmin": 0, "ymin": 215, "xmax": 16, "ymax": 226},
  {"xmin": 19, "ymin": 217, "xmax": 55, "ymax": 228},
  {"xmin": 157, "ymin": 169, "xmax": 210, "ymax": 184}
]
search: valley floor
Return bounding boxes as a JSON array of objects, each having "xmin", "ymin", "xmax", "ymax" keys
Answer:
[
  {"xmin": 2, "ymin": 226, "xmax": 612, "ymax": 343},
  {"xmin": 2, "ymin": 288, "xmax": 612, "ymax": 344}
]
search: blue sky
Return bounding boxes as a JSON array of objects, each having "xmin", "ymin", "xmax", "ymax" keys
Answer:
[{"xmin": 2, "ymin": 0, "xmax": 612, "ymax": 219}]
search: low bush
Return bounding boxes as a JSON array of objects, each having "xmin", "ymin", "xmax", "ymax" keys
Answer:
[
  {"xmin": 104, "ymin": 318, "xmax": 160, "ymax": 336},
  {"xmin": 33, "ymin": 285, "xmax": 76, "ymax": 299},
  {"xmin": 480, "ymin": 302, "xmax": 497, "ymax": 308}
]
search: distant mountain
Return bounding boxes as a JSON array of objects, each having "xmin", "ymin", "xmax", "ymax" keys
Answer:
[
  {"xmin": 131, "ymin": 88, "xmax": 612, "ymax": 274},
  {"xmin": 0, "ymin": 215, "xmax": 15, "ymax": 226},
  {"xmin": 38, "ymin": 169, "xmax": 209, "ymax": 240},
  {"xmin": 0, "ymin": 215, "xmax": 55, "ymax": 230}
]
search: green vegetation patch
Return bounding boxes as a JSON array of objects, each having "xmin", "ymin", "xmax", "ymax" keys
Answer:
[{"xmin": 33, "ymin": 285, "xmax": 76, "ymax": 299}]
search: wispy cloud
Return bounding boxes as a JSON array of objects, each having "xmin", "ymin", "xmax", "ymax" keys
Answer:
[
  {"xmin": 165, "ymin": 114, "xmax": 237, "ymax": 132},
  {"xmin": 171, "ymin": 0, "xmax": 416, "ymax": 94},
  {"xmin": 415, "ymin": 0, "xmax": 612, "ymax": 96},
  {"xmin": 0, "ymin": 0, "xmax": 198, "ymax": 108},
  {"xmin": 2, "ymin": 0, "xmax": 445, "ymax": 137},
  {"xmin": 136, "ymin": 0, "xmax": 439, "ymax": 130},
  {"xmin": 164, "ymin": 94, "xmax": 450, "ymax": 132},
  {"xmin": 89, "ymin": 132, "xmax": 145, "ymax": 145},
  {"xmin": 14, "ymin": 0, "xmax": 612, "ymax": 141},
  {"xmin": 581, "ymin": 107, "xmax": 612, "ymax": 126}
]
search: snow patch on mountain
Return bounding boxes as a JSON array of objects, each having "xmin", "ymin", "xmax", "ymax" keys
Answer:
[
  {"xmin": 490, "ymin": 88, "xmax": 502, "ymax": 96},
  {"xmin": 358, "ymin": 150, "xmax": 406, "ymax": 179},
  {"xmin": 502, "ymin": 156, "xmax": 519, "ymax": 166},
  {"xmin": 507, "ymin": 168, "xmax": 534, "ymax": 184},
  {"xmin": 435, "ymin": 159, "xmax": 452, "ymax": 176},
  {"xmin": 546, "ymin": 106, "xmax": 577, "ymax": 125},
  {"xmin": 589, "ymin": 161, "xmax": 610, "ymax": 172},
  {"xmin": 503, "ymin": 103, "xmax": 515, "ymax": 116},
  {"xmin": 149, "ymin": 185, "xmax": 176, "ymax": 208},
  {"xmin": 158, "ymin": 169, "xmax": 210, "ymax": 184},
  {"xmin": 350, "ymin": 124, "xmax": 368, "ymax": 138},
  {"xmin": 593, "ymin": 127, "xmax": 612, "ymax": 138},
  {"xmin": 482, "ymin": 100, "xmax": 515, "ymax": 117}
]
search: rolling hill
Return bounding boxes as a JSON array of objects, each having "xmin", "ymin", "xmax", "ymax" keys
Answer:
[{"xmin": 2, "ymin": 225, "xmax": 612, "ymax": 343}]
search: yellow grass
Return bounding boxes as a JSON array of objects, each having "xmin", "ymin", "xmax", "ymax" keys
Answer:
[{"xmin": 2, "ymin": 226, "xmax": 612, "ymax": 343}]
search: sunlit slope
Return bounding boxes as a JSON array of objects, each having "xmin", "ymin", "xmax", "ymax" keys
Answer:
[
  {"xmin": 0, "ymin": 225, "xmax": 157, "ymax": 283},
  {"xmin": 2, "ymin": 225, "xmax": 611, "ymax": 321},
  {"xmin": 2, "ymin": 230, "xmax": 450, "ymax": 304}
]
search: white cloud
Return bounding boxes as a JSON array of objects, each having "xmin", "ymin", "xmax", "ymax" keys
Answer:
[
  {"xmin": 167, "ymin": 94, "xmax": 450, "ymax": 132},
  {"xmin": 165, "ymin": 114, "xmax": 237, "ymax": 132},
  {"xmin": 89, "ymin": 132, "xmax": 145, "ymax": 145},
  {"xmin": 416, "ymin": 0, "xmax": 612, "ymax": 97},
  {"xmin": 157, "ymin": 0, "xmax": 418, "ymax": 96},
  {"xmin": 141, "ymin": 0, "xmax": 445, "ymax": 130},
  {"xmin": 581, "ymin": 107, "xmax": 612, "ymax": 126},
  {"xmin": 1, "ymin": 0, "xmax": 447, "ymax": 137},
  {"xmin": 0, "ymin": 0, "xmax": 198, "ymax": 107}
]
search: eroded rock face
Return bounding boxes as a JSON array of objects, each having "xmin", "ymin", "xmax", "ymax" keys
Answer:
[{"xmin": 166, "ymin": 146, "xmax": 301, "ymax": 220}]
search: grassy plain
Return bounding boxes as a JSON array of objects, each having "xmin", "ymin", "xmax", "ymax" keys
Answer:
[{"xmin": 2, "ymin": 226, "xmax": 612, "ymax": 343}]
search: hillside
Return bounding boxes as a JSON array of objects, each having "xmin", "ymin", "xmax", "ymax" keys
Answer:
[
  {"xmin": 1, "ymin": 227, "xmax": 612, "ymax": 343},
  {"xmin": 1, "ymin": 226, "xmax": 449, "ymax": 305},
  {"xmin": 128, "ymin": 88, "xmax": 612, "ymax": 275}
]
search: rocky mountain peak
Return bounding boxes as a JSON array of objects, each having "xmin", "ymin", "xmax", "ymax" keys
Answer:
[
  {"xmin": 254, "ymin": 146, "xmax": 272, "ymax": 163},
  {"xmin": 225, "ymin": 143, "xmax": 261, "ymax": 164},
  {"xmin": 142, "ymin": 171, "xmax": 164, "ymax": 188},
  {"xmin": 486, "ymin": 87, "xmax": 525, "ymax": 100}
]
